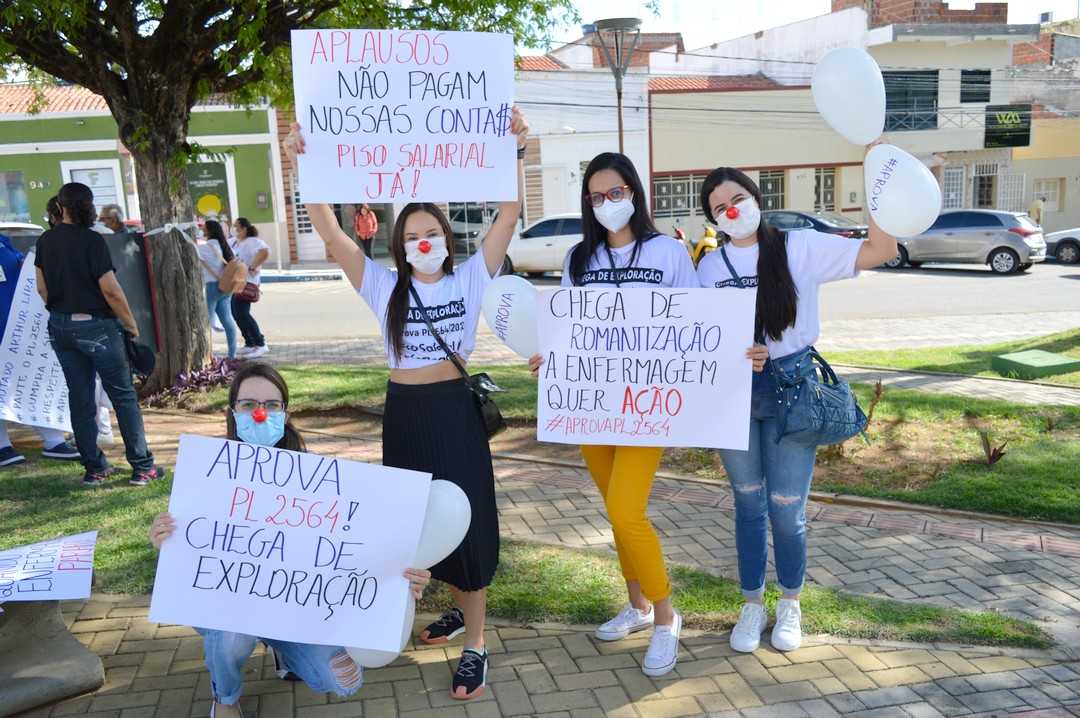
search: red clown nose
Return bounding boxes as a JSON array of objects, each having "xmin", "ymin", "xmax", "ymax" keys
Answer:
[
  {"xmin": 418, "ymin": 240, "xmax": 432, "ymax": 253},
  {"xmin": 252, "ymin": 408, "xmax": 268, "ymax": 423},
  {"xmin": 725, "ymin": 206, "xmax": 740, "ymax": 220}
]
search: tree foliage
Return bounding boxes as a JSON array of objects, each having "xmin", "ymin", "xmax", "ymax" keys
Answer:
[{"xmin": 0, "ymin": 0, "xmax": 576, "ymax": 390}]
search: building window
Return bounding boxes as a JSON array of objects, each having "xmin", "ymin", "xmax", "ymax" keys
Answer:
[
  {"xmin": 973, "ymin": 163, "xmax": 998, "ymax": 209},
  {"xmin": 290, "ymin": 171, "xmax": 313, "ymax": 235},
  {"xmin": 759, "ymin": 170, "xmax": 785, "ymax": 210},
  {"xmin": 1034, "ymin": 178, "xmax": 1063, "ymax": 212},
  {"xmin": 883, "ymin": 70, "xmax": 938, "ymax": 131},
  {"xmin": 653, "ymin": 174, "xmax": 702, "ymax": 218},
  {"xmin": 814, "ymin": 168, "xmax": 836, "ymax": 211},
  {"xmin": 0, "ymin": 171, "xmax": 29, "ymax": 222},
  {"xmin": 942, "ymin": 165, "xmax": 964, "ymax": 209},
  {"xmin": 960, "ymin": 69, "xmax": 991, "ymax": 103}
]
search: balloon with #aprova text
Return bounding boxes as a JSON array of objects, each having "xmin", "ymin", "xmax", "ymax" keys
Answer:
[
  {"xmin": 864, "ymin": 144, "xmax": 942, "ymax": 237},
  {"xmin": 482, "ymin": 274, "xmax": 538, "ymax": 358},
  {"xmin": 811, "ymin": 47, "xmax": 886, "ymax": 145}
]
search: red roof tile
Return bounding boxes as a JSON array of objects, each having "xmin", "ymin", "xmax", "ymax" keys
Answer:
[
  {"xmin": 0, "ymin": 84, "xmax": 108, "ymax": 114},
  {"xmin": 519, "ymin": 55, "xmax": 563, "ymax": 71},
  {"xmin": 649, "ymin": 75, "xmax": 781, "ymax": 92}
]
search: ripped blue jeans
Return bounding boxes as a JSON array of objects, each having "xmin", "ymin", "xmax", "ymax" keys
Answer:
[
  {"xmin": 47, "ymin": 312, "xmax": 154, "ymax": 472},
  {"xmin": 717, "ymin": 347, "xmax": 818, "ymax": 600},
  {"xmin": 197, "ymin": 629, "xmax": 362, "ymax": 705}
]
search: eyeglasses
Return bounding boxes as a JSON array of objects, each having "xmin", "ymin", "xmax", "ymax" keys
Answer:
[
  {"xmin": 584, "ymin": 185, "xmax": 632, "ymax": 208},
  {"xmin": 232, "ymin": 399, "xmax": 286, "ymax": 414}
]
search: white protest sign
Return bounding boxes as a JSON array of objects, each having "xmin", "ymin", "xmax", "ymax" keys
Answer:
[
  {"xmin": 537, "ymin": 288, "xmax": 756, "ymax": 449},
  {"xmin": 0, "ymin": 531, "xmax": 98, "ymax": 603},
  {"xmin": 0, "ymin": 251, "xmax": 71, "ymax": 432},
  {"xmin": 290, "ymin": 29, "xmax": 516, "ymax": 203},
  {"xmin": 149, "ymin": 435, "xmax": 431, "ymax": 652}
]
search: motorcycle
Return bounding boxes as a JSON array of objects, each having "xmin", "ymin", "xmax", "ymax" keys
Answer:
[{"xmin": 675, "ymin": 221, "xmax": 717, "ymax": 267}]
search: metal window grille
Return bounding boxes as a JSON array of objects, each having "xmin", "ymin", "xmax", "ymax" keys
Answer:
[
  {"xmin": 814, "ymin": 168, "xmax": 835, "ymax": 211},
  {"xmin": 652, "ymin": 174, "xmax": 702, "ymax": 218},
  {"xmin": 998, "ymin": 173, "xmax": 1026, "ymax": 213},
  {"xmin": 759, "ymin": 170, "xmax": 785, "ymax": 210},
  {"xmin": 290, "ymin": 171, "xmax": 313, "ymax": 235},
  {"xmin": 942, "ymin": 166, "xmax": 965, "ymax": 210}
]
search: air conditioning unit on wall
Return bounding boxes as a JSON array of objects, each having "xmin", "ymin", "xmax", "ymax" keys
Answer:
[{"xmin": 1039, "ymin": 11, "xmax": 1053, "ymax": 23}]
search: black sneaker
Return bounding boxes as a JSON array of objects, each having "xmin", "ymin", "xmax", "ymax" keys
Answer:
[
  {"xmin": 268, "ymin": 646, "xmax": 300, "ymax": 681},
  {"xmin": 450, "ymin": 648, "xmax": 488, "ymax": 700},
  {"xmin": 421, "ymin": 606, "xmax": 465, "ymax": 644},
  {"xmin": 0, "ymin": 446, "xmax": 26, "ymax": 467},
  {"xmin": 42, "ymin": 441, "xmax": 80, "ymax": 460},
  {"xmin": 83, "ymin": 466, "xmax": 120, "ymax": 487},
  {"xmin": 130, "ymin": 465, "xmax": 165, "ymax": 487}
]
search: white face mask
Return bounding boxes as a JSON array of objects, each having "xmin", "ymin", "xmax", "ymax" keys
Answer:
[
  {"xmin": 405, "ymin": 235, "xmax": 449, "ymax": 275},
  {"xmin": 592, "ymin": 197, "xmax": 635, "ymax": 234},
  {"xmin": 714, "ymin": 197, "xmax": 761, "ymax": 240}
]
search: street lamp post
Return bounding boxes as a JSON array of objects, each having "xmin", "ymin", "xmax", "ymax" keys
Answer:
[{"xmin": 593, "ymin": 18, "xmax": 642, "ymax": 155}]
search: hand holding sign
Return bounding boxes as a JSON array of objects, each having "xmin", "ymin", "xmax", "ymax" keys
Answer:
[
  {"xmin": 811, "ymin": 48, "xmax": 886, "ymax": 145},
  {"xmin": 864, "ymin": 144, "xmax": 942, "ymax": 237},
  {"xmin": 482, "ymin": 274, "xmax": 538, "ymax": 358}
]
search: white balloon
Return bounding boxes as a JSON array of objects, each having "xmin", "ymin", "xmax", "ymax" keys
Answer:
[
  {"xmin": 414, "ymin": 480, "xmax": 472, "ymax": 569},
  {"xmin": 812, "ymin": 48, "xmax": 886, "ymax": 145},
  {"xmin": 482, "ymin": 274, "xmax": 538, "ymax": 358},
  {"xmin": 864, "ymin": 144, "xmax": 942, "ymax": 237},
  {"xmin": 345, "ymin": 597, "xmax": 415, "ymax": 668}
]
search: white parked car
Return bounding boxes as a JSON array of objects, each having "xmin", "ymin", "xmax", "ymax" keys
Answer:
[
  {"xmin": 1045, "ymin": 227, "xmax": 1080, "ymax": 264},
  {"xmin": 0, "ymin": 221, "xmax": 46, "ymax": 239},
  {"xmin": 502, "ymin": 213, "xmax": 582, "ymax": 276}
]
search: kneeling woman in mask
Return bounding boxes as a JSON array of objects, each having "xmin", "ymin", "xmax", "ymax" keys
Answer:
[
  {"xmin": 282, "ymin": 109, "xmax": 529, "ymax": 700},
  {"xmin": 150, "ymin": 362, "xmax": 431, "ymax": 718}
]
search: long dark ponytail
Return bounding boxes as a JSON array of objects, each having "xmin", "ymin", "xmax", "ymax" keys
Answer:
[
  {"xmin": 568, "ymin": 152, "xmax": 658, "ymax": 286},
  {"xmin": 385, "ymin": 203, "xmax": 456, "ymax": 360},
  {"xmin": 204, "ymin": 219, "xmax": 236, "ymax": 262},
  {"xmin": 699, "ymin": 167, "xmax": 797, "ymax": 342}
]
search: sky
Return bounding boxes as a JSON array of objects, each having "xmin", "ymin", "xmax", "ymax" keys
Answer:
[{"xmin": 539, "ymin": 0, "xmax": 1080, "ymax": 52}]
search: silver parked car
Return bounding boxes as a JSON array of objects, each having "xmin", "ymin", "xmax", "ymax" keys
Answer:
[
  {"xmin": 1044, "ymin": 227, "xmax": 1080, "ymax": 264},
  {"xmin": 885, "ymin": 209, "xmax": 1047, "ymax": 274}
]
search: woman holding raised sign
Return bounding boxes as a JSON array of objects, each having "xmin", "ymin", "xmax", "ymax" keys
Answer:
[
  {"xmin": 282, "ymin": 108, "xmax": 528, "ymax": 700},
  {"xmin": 532, "ymin": 152, "xmax": 709, "ymax": 677},
  {"xmin": 151, "ymin": 362, "xmax": 431, "ymax": 718},
  {"xmin": 696, "ymin": 165, "xmax": 895, "ymax": 655}
]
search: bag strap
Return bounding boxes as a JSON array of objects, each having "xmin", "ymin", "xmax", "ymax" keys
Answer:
[
  {"xmin": 199, "ymin": 241, "xmax": 227, "ymax": 280},
  {"xmin": 720, "ymin": 245, "xmax": 767, "ymax": 346},
  {"xmin": 407, "ymin": 285, "xmax": 471, "ymax": 382}
]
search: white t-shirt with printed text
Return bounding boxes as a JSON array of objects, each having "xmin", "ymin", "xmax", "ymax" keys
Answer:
[
  {"xmin": 230, "ymin": 235, "xmax": 271, "ymax": 285},
  {"xmin": 561, "ymin": 234, "xmax": 699, "ymax": 288},
  {"xmin": 696, "ymin": 229, "xmax": 863, "ymax": 358},
  {"xmin": 359, "ymin": 252, "xmax": 495, "ymax": 369}
]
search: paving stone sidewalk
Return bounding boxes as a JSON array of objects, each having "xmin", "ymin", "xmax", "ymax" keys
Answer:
[{"xmin": 17, "ymin": 409, "xmax": 1080, "ymax": 717}]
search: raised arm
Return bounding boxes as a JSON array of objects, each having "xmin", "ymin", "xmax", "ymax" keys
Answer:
[
  {"xmin": 283, "ymin": 123, "xmax": 367, "ymax": 292},
  {"xmin": 481, "ymin": 107, "xmax": 530, "ymax": 277},
  {"xmin": 855, "ymin": 142, "xmax": 899, "ymax": 271}
]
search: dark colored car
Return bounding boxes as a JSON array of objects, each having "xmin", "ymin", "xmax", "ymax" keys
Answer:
[{"xmin": 761, "ymin": 209, "xmax": 869, "ymax": 239}]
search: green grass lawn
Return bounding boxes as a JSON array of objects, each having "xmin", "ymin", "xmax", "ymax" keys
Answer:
[
  {"xmin": 0, "ymin": 459, "xmax": 1050, "ymax": 648},
  {"xmin": 827, "ymin": 327, "xmax": 1080, "ymax": 386}
]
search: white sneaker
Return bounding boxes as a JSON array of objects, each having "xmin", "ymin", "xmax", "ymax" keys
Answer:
[
  {"xmin": 771, "ymin": 598, "xmax": 802, "ymax": 652},
  {"xmin": 730, "ymin": 602, "xmax": 767, "ymax": 653},
  {"xmin": 247, "ymin": 345, "xmax": 269, "ymax": 358},
  {"xmin": 97, "ymin": 430, "xmax": 115, "ymax": 447},
  {"xmin": 641, "ymin": 609, "xmax": 681, "ymax": 677},
  {"xmin": 236, "ymin": 347, "xmax": 256, "ymax": 356},
  {"xmin": 595, "ymin": 603, "xmax": 654, "ymax": 641}
]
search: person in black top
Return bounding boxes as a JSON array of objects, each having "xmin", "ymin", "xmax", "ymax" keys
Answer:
[{"xmin": 35, "ymin": 182, "xmax": 163, "ymax": 487}]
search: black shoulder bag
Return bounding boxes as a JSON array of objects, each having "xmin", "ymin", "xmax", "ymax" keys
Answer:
[
  {"xmin": 408, "ymin": 286, "xmax": 507, "ymax": 438},
  {"xmin": 718, "ymin": 245, "xmax": 868, "ymax": 446}
]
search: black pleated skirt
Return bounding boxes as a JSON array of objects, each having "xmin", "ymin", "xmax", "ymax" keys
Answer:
[{"xmin": 383, "ymin": 378, "xmax": 498, "ymax": 591}]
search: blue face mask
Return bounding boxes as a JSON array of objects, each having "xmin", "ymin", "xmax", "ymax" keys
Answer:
[{"xmin": 234, "ymin": 411, "xmax": 287, "ymax": 447}]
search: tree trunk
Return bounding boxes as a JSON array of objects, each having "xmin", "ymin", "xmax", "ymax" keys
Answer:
[{"xmin": 127, "ymin": 144, "xmax": 211, "ymax": 396}]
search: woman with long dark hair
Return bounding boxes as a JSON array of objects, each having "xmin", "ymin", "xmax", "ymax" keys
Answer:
[
  {"xmin": 229, "ymin": 217, "xmax": 270, "ymax": 358},
  {"xmin": 198, "ymin": 219, "xmax": 239, "ymax": 358},
  {"xmin": 151, "ymin": 362, "xmax": 431, "ymax": 718},
  {"xmin": 548, "ymin": 152, "xmax": 700, "ymax": 677},
  {"xmin": 696, "ymin": 164, "xmax": 896, "ymax": 654},
  {"xmin": 283, "ymin": 108, "xmax": 529, "ymax": 700}
]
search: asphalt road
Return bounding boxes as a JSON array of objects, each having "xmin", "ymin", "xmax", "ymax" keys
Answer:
[{"xmin": 249, "ymin": 260, "xmax": 1080, "ymax": 345}]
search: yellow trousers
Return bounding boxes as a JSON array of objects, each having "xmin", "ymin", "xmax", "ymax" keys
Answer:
[{"xmin": 580, "ymin": 444, "xmax": 671, "ymax": 602}]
